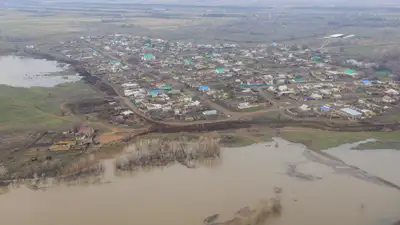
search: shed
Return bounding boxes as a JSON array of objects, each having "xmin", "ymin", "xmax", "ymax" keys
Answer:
[
  {"xmin": 340, "ymin": 108, "xmax": 362, "ymax": 117},
  {"xmin": 202, "ymin": 110, "xmax": 217, "ymax": 115},
  {"xmin": 199, "ymin": 86, "xmax": 209, "ymax": 92}
]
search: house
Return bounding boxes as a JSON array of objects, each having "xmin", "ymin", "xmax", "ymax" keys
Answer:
[
  {"xmin": 309, "ymin": 93, "xmax": 323, "ymax": 100},
  {"xmin": 382, "ymin": 96, "xmax": 395, "ymax": 103},
  {"xmin": 278, "ymin": 85, "xmax": 288, "ymax": 92},
  {"xmin": 343, "ymin": 69, "xmax": 358, "ymax": 78},
  {"xmin": 202, "ymin": 110, "xmax": 217, "ymax": 115},
  {"xmin": 215, "ymin": 68, "xmax": 226, "ymax": 73},
  {"xmin": 77, "ymin": 126, "xmax": 94, "ymax": 139},
  {"xmin": 143, "ymin": 54, "xmax": 155, "ymax": 61},
  {"xmin": 385, "ymin": 89, "xmax": 399, "ymax": 96}
]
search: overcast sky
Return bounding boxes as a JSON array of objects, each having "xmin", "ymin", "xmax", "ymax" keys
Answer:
[{"xmin": 5, "ymin": 0, "xmax": 400, "ymax": 7}]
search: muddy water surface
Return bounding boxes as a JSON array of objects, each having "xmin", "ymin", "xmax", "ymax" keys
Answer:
[
  {"xmin": 0, "ymin": 139, "xmax": 399, "ymax": 225},
  {"xmin": 325, "ymin": 139, "xmax": 400, "ymax": 186},
  {"xmin": 0, "ymin": 55, "xmax": 80, "ymax": 87}
]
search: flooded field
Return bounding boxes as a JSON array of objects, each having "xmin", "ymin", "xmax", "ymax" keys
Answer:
[
  {"xmin": 0, "ymin": 55, "xmax": 80, "ymax": 87},
  {"xmin": 325, "ymin": 139, "xmax": 400, "ymax": 187},
  {"xmin": 0, "ymin": 138, "xmax": 399, "ymax": 225}
]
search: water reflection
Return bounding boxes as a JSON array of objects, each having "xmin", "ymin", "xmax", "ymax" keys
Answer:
[
  {"xmin": 114, "ymin": 157, "xmax": 222, "ymax": 177},
  {"xmin": 0, "ymin": 55, "xmax": 80, "ymax": 87}
]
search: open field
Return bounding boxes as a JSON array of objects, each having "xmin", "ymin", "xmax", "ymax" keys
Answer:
[
  {"xmin": 0, "ymin": 2, "xmax": 399, "ymax": 51},
  {"xmin": 354, "ymin": 141, "xmax": 400, "ymax": 150},
  {"xmin": 0, "ymin": 2, "xmax": 399, "ymax": 184},
  {"xmin": 0, "ymin": 81, "xmax": 101, "ymax": 131}
]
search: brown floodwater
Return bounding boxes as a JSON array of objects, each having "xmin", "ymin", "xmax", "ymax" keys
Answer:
[{"xmin": 0, "ymin": 138, "xmax": 399, "ymax": 225}]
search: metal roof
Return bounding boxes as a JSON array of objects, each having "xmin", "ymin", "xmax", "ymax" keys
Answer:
[{"xmin": 340, "ymin": 108, "xmax": 362, "ymax": 116}]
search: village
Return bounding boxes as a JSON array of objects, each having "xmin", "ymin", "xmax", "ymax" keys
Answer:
[
  {"xmin": 42, "ymin": 33, "xmax": 399, "ymax": 125},
  {"xmin": 13, "ymin": 33, "xmax": 399, "ymax": 160}
]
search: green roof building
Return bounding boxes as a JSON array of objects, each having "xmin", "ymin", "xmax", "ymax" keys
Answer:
[
  {"xmin": 215, "ymin": 68, "xmax": 226, "ymax": 73},
  {"xmin": 375, "ymin": 68, "xmax": 392, "ymax": 76},
  {"xmin": 344, "ymin": 69, "xmax": 358, "ymax": 76},
  {"xmin": 143, "ymin": 54, "xmax": 154, "ymax": 60},
  {"xmin": 168, "ymin": 89, "xmax": 181, "ymax": 94},
  {"xmin": 159, "ymin": 84, "xmax": 172, "ymax": 90},
  {"xmin": 108, "ymin": 60, "xmax": 120, "ymax": 65},
  {"xmin": 311, "ymin": 56, "xmax": 324, "ymax": 63}
]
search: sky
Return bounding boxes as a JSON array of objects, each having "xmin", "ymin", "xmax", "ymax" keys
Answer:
[{"xmin": 4, "ymin": 0, "xmax": 400, "ymax": 7}]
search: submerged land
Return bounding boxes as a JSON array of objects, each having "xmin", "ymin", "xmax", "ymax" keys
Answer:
[{"xmin": 0, "ymin": 1, "xmax": 399, "ymax": 187}]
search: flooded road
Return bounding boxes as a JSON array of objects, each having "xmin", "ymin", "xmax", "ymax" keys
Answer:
[
  {"xmin": 0, "ymin": 139, "xmax": 399, "ymax": 225},
  {"xmin": 0, "ymin": 55, "xmax": 80, "ymax": 87}
]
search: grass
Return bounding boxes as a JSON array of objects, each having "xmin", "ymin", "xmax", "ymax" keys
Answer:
[
  {"xmin": 0, "ymin": 81, "xmax": 100, "ymax": 131},
  {"xmin": 280, "ymin": 129, "xmax": 400, "ymax": 151},
  {"xmin": 354, "ymin": 141, "xmax": 400, "ymax": 150},
  {"xmin": 240, "ymin": 106, "xmax": 265, "ymax": 112},
  {"xmin": 219, "ymin": 134, "xmax": 257, "ymax": 147}
]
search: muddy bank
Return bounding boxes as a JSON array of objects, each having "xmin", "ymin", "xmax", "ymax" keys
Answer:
[
  {"xmin": 80, "ymin": 75, "xmax": 118, "ymax": 96},
  {"xmin": 0, "ymin": 155, "xmax": 105, "ymax": 187},
  {"xmin": 0, "ymin": 47, "xmax": 18, "ymax": 55},
  {"xmin": 146, "ymin": 119, "xmax": 400, "ymax": 139}
]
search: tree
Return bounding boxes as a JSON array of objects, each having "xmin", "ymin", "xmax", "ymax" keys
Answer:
[
  {"xmin": 72, "ymin": 122, "xmax": 83, "ymax": 133},
  {"xmin": 393, "ymin": 75, "xmax": 400, "ymax": 82}
]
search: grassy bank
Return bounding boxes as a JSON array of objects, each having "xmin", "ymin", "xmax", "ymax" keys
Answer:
[
  {"xmin": 97, "ymin": 127, "xmax": 399, "ymax": 151},
  {"xmin": 354, "ymin": 141, "xmax": 400, "ymax": 150},
  {"xmin": 0, "ymin": 81, "xmax": 101, "ymax": 132},
  {"xmin": 280, "ymin": 128, "xmax": 400, "ymax": 150}
]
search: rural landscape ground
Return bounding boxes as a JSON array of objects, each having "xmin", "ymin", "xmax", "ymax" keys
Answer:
[{"xmin": 0, "ymin": 1, "xmax": 399, "ymax": 155}]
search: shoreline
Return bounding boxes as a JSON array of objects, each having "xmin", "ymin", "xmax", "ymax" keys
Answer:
[{"xmin": 2, "ymin": 137, "xmax": 400, "ymax": 188}]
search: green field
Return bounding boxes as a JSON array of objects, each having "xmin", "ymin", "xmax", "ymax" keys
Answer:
[
  {"xmin": 0, "ymin": 81, "xmax": 100, "ymax": 132},
  {"xmin": 354, "ymin": 141, "xmax": 400, "ymax": 150}
]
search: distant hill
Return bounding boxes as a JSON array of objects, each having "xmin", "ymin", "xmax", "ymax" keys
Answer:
[{"xmin": 2, "ymin": 0, "xmax": 400, "ymax": 7}]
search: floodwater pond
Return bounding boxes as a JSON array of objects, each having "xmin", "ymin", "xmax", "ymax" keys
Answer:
[
  {"xmin": 0, "ymin": 55, "xmax": 80, "ymax": 87},
  {"xmin": 325, "ymin": 139, "xmax": 400, "ymax": 187},
  {"xmin": 0, "ymin": 138, "xmax": 399, "ymax": 225}
]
